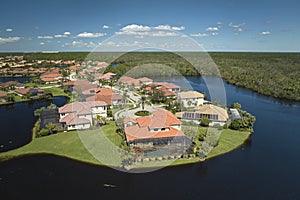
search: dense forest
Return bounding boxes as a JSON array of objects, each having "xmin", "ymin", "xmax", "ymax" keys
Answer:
[{"xmin": 1, "ymin": 52, "xmax": 299, "ymax": 101}]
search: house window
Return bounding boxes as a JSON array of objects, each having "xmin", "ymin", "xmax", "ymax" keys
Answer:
[{"xmin": 154, "ymin": 128, "xmax": 159, "ymax": 131}]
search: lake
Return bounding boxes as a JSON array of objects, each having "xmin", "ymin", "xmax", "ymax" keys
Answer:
[
  {"xmin": 0, "ymin": 96, "xmax": 68, "ymax": 152},
  {"xmin": 1, "ymin": 76, "xmax": 300, "ymax": 200},
  {"xmin": 0, "ymin": 76, "xmax": 32, "ymax": 83}
]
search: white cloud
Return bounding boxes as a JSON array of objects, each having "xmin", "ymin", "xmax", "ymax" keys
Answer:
[
  {"xmin": 54, "ymin": 34, "xmax": 68, "ymax": 38},
  {"xmin": 261, "ymin": 31, "xmax": 271, "ymax": 35},
  {"xmin": 154, "ymin": 25, "xmax": 185, "ymax": 31},
  {"xmin": 40, "ymin": 42, "xmax": 45, "ymax": 45},
  {"xmin": 211, "ymin": 32, "xmax": 219, "ymax": 36},
  {"xmin": 0, "ymin": 37, "xmax": 21, "ymax": 44},
  {"xmin": 206, "ymin": 27, "xmax": 219, "ymax": 31},
  {"xmin": 37, "ymin": 36, "xmax": 54, "ymax": 39},
  {"xmin": 64, "ymin": 31, "xmax": 71, "ymax": 35},
  {"xmin": 116, "ymin": 24, "xmax": 183, "ymax": 38},
  {"xmin": 190, "ymin": 33, "xmax": 209, "ymax": 37},
  {"xmin": 66, "ymin": 40, "xmax": 99, "ymax": 48},
  {"xmin": 77, "ymin": 32, "xmax": 106, "ymax": 38},
  {"xmin": 171, "ymin": 26, "xmax": 185, "ymax": 31},
  {"xmin": 229, "ymin": 22, "xmax": 246, "ymax": 28},
  {"xmin": 121, "ymin": 24, "xmax": 151, "ymax": 32},
  {"xmin": 102, "ymin": 25, "xmax": 111, "ymax": 29},
  {"xmin": 6, "ymin": 28, "xmax": 13, "ymax": 32},
  {"xmin": 217, "ymin": 22, "xmax": 223, "ymax": 25}
]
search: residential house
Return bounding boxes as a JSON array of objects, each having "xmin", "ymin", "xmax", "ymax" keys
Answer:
[
  {"xmin": 40, "ymin": 70, "xmax": 63, "ymax": 83},
  {"xmin": 124, "ymin": 110, "xmax": 191, "ymax": 148},
  {"xmin": 118, "ymin": 76, "xmax": 153, "ymax": 88},
  {"xmin": 176, "ymin": 104, "xmax": 229, "ymax": 126},
  {"xmin": 58, "ymin": 101, "xmax": 107, "ymax": 130},
  {"xmin": 177, "ymin": 91, "xmax": 204, "ymax": 108},
  {"xmin": 0, "ymin": 90, "xmax": 7, "ymax": 101},
  {"xmin": 0, "ymin": 81, "xmax": 25, "ymax": 89},
  {"xmin": 63, "ymin": 80, "xmax": 97, "ymax": 93},
  {"xmin": 15, "ymin": 88, "xmax": 44, "ymax": 97},
  {"xmin": 85, "ymin": 88, "xmax": 122, "ymax": 107}
]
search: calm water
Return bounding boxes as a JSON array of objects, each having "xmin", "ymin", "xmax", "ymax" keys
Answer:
[
  {"xmin": 0, "ymin": 77, "xmax": 31, "ymax": 83},
  {"xmin": 0, "ymin": 96, "xmax": 68, "ymax": 152},
  {"xmin": 1, "ymin": 76, "xmax": 300, "ymax": 200}
]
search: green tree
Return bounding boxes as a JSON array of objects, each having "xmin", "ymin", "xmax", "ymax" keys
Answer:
[
  {"xmin": 230, "ymin": 102, "xmax": 242, "ymax": 110},
  {"xmin": 200, "ymin": 116, "xmax": 210, "ymax": 127},
  {"xmin": 46, "ymin": 122, "xmax": 56, "ymax": 134}
]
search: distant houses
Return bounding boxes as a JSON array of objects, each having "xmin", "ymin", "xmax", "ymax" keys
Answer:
[
  {"xmin": 40, "ymin": 69, "xmax": 63, "ymax": 84},
  {"xmin": 118, "ymin": 76, "xmax": 153, "ymax": 88},
  {"xmin": 0, "ymin": 81, "xmax": 25, "ymax": 89},
  {"xmin": 58, "ymin": 101, "xmax": 107, "ymax": 130},
  {"xmin": 124, "ymin": 110, "xmax": 191, "ymax": 148},
  {"xmin": 15, "ymin": 88, "xmax": 44, "ymax": 97}
]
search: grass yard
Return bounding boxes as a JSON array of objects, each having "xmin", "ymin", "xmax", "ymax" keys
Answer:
[
  {"xmin": 43, "ymin": 87, "xmax": 70, "ymax": 97},
  {"xmin": 207, "ymin": 129, "xmax": 251, "ymax": 158},
  {"xmin": 0, "ymin": 122, "xmax": 121, "ymax": 166},
  {"xmin": 0, "ymin": 121, "xmax": 251, "ymax": 169}
]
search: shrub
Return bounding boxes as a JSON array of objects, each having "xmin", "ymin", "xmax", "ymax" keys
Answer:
[
  {"xmin": 200, "ymin": 116, "xmax": 210, "ymax": 127},
  {"xmin": 39, "ymin": 129, "xmax": 50, "ymax": 136},
  {"xmin": 134, "ymin": 110, "xmax": 151, "ymax": 116}
]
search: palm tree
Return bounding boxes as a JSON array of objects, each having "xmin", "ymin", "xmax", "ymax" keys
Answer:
[
  {"xmin": 96, "ymin": 114, "xmax": 107, "ymax": 126},
  {"xmin": 46, "ymin": 122, "xmax": 56, "ymax": 134}
]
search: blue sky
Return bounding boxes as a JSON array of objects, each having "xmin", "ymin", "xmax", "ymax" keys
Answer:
[{"xmin": 0, "ymin": 0, "xmax": 299, "ymax": 52}]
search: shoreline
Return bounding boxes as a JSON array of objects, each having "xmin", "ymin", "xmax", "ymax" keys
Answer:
[{"xmin": 0, "ymin": 128, "xmax": 251, "ymax": 170}]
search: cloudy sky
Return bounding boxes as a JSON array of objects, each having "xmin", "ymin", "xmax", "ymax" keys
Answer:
[{"xmin": 0, "ymin": 0, "xmax": 299, "ymax": 52}]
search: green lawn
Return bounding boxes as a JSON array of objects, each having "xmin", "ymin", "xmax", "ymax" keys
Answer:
[
  {"xmin": 0, "ymin": 122, "xmax": 251, "ymax": 169},
  {"xmin": 43, "ymin": 87, "xmax": 70, "ymax": 97},
  {"xmin": 0, "ymin": 122, "xmax": 121, "ymax": 166},
  {"xmin": 207, "ymin": 129, "xmax": 251, "ymax": 158}
]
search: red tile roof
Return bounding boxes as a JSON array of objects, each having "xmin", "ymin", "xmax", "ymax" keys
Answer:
[
  {"xmin": 0, "ymin": 90, "xmax": 7, "ymax": 98},
  {"xmin": 0, "ymin": 81, "xmax": 24, "ymax": 88},
  {"xmin": 124, "ymin": 110, "xmax": 184, "ymax": 142},
  {"xmin": 59, "ymin": 113, "xmax": 90, "ymax": 125}
]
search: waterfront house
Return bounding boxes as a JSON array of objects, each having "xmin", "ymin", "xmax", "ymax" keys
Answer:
[
  {"xmin": 177, "ymin": 91, "xmax": 204, "ymax": 108},
  {"xmin": 124, "ymin": 110, "xmax": 190, "ymax": 148},
  {"xmin": 58, "ymin": 101, "xmax": 107, "ymax": 130},
  {"xmin": 14, "ymin": 88, "xmax": 44, "ymax": 97},
  {"xmin": 0, "ymin": 90, "xmax": 7, "ymax": 101},
  {"xmin": 0, "ymin": 81, "xmax": 25, "ymax": 89},
  {"xmin": 176, "ymin": 104, "xmax": 229, "ymax": 126}
]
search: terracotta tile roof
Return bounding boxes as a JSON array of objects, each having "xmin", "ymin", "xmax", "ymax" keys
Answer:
[
  {"xmin": 0, "ymin": 90, "xmax": 7, "ymax": 98},
  {"xmin": 177, "ymin": 91, "xmax": 204, "ymax": 99},
  {"xmin": 124, "ymin": 110, "xmax": 183, "ymax": 142},
  {"xmin": 14, "ymin": 88, "xmax": 43, "ymax": 95},
  {"xmin": 85, "ymin": 88, "xmax": 122, "ymax": 105},
  {"xmin": 150, "ymin": 82, "xmax": 180, "ymax": 89},
  {"xmin": 69, "ymin": 65, "xmax": 80, "ymax": 71},
  {"xmin": 0, "ymin": 81, "xmax": 24, "ymax": 88},
  {"xmin": 118, "ymin": 76, "xmax": 140, "ymax": 86},
  {"xmin": 58, "ymin": 101, "xmax": 106, "ymax": 114},
  {"xmin": 40, "ymin": 70, "xmax": 62, "ymax": 82},
  {"xmin": 64, "ymin": 80, "xmax": 97, "ymax": 91},
  {"xmin": 125, "ymin": 126, "xmax": 185, "ymax": 142},
  {"xmin": 60, "ymin": 113, "xmax": 90, "ymax": 125},
  {"xmin": 137, "ymin": 77, "xmax": 153, "ymax": 83}
]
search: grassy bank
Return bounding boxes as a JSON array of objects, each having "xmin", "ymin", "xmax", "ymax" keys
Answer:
[{"xmin": 0, "ymin": 122, "xmax": 251, "ymax": 168}]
